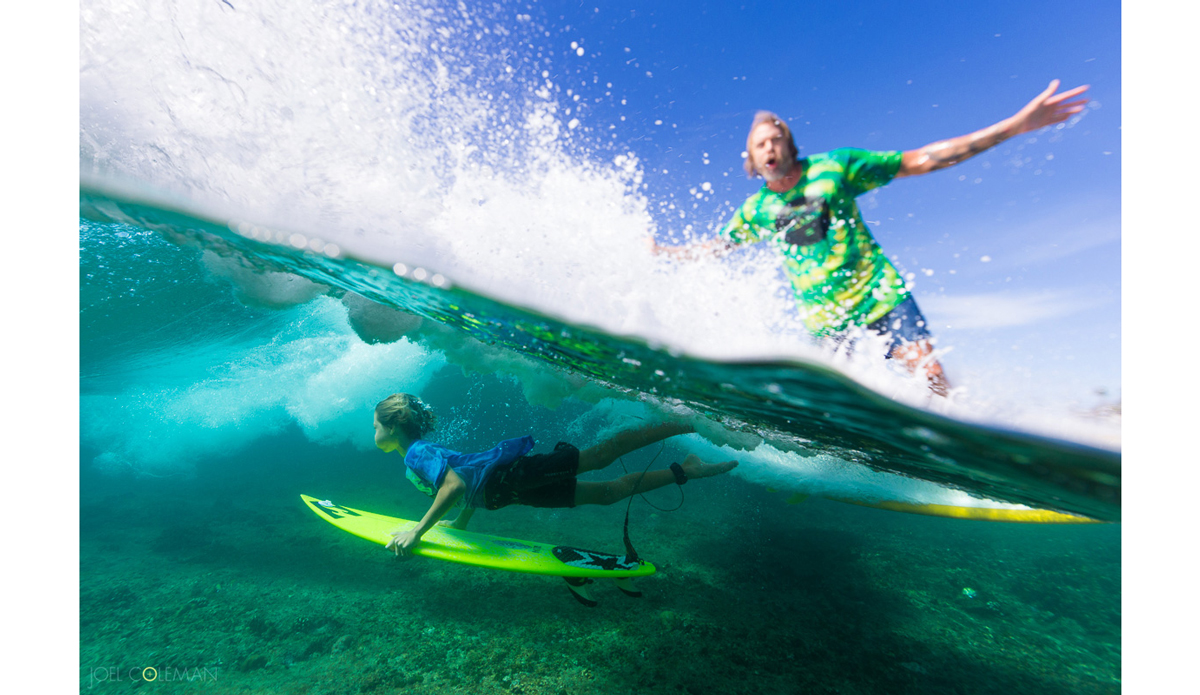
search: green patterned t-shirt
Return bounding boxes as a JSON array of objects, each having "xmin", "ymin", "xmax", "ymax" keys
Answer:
[{"xmin": 719, "ymin": 148, "xmax": 908, "ymax": 336}]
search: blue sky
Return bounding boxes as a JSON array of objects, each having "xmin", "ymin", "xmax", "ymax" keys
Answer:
[{"xmin": 529, "ymin": 0, "xmax": 1121, "ymax": 403}]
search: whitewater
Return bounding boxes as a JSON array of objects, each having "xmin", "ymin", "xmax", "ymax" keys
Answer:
[{"xmin": 80, "ymin": 0, "xmax": 1119, "ymax": 517}]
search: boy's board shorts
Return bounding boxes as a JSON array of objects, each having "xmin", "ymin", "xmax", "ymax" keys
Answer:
[{"xmin": 483, "ymin": 442, "xmax": 580, "ymax": 510}]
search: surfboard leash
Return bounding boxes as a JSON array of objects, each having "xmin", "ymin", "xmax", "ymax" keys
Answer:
[{"xmin": 619, "ymin": 441, "xmax": 685, "ymax": 564}]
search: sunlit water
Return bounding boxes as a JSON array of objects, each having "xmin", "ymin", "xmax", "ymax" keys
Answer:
[{"xmin": 80, "ymin": 1, "xmax": 1120, "ymax": 692}]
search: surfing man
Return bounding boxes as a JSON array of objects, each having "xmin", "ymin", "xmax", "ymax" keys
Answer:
[
  {"xmin": 652, "ymin": 80, "xmax": 1089, "ymax": 397},
  {"xmin": 372, "ymin": 393, "xmax": 738, "ymax": 557}
]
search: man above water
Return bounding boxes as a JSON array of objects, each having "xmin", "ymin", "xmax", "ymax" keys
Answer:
[{"xmin": 653, "ymin": 80, "xmax": 1089, "ymax": 397}]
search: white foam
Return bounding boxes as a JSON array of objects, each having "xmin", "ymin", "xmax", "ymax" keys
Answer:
[
  {"xmin": 83, "ymin": 297, "xmax": 445, "ymax": 476},
  {"xmin": 79, "ymin": 0, "xmax": 1119, "ymax": 450},
  {"xmin": 686, "ymin": 436, "xmax": 1036, "ymax": 510},
  {"xmin": 78, "ymin": 0, "xmax": 810, "ymax": 357},
  {"xmin": 77, "ymin": 290, "xmax": 1070, "ymax": 511},
  {"xmin": 545, "ymin": 397, "xmax": 1033, "ymax": 508}
]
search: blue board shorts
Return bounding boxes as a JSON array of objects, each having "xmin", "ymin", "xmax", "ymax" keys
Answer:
[
  {"xmin": 830, "ymin": 295, "xmax": 934, "ymax": 358},
  {"xmin": 483, "ymin": 442, "xmax": 580, "ymax": 510}
]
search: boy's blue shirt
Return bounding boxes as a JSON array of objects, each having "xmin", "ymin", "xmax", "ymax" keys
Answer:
[{"xmin": 403, "ymin": 436, "xmax": 536, "ymax": 508}]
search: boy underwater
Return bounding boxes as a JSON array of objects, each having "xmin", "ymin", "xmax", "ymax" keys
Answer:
[{"xmin": 372, "ymin": 393, "xmax": 738, "ymax": 558}]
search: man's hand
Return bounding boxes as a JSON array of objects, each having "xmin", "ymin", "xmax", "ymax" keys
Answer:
[
  {"xmin": 648, "ymin": 236, "xmax": 734, "ymax": 262},
  {"xmin": 647, "ymin": 236, "xmax": 686, "ymax": 259},
  {"xmin": 386, "ymin": 528, "xmax": 420, "ymax": 558},
  {"xmin": 1008, "ymin": 79, "xmax": 1090, "ymax": 136},
  {"xmin": 898, "ymin": 79, "xmax": 1090, "ymax": 178}
]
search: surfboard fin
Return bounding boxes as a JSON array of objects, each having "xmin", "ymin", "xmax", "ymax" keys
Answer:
[
  {"xmin": 786, "ymin": 493, "xmax": 810, "ymax": 505},
  {"xmin": 563, "ymin": 577, "xmax": 598, "ymax": 607},
  {"xmin": 613, "ymin": 577, "xmax": 642, "ymax": 598}
]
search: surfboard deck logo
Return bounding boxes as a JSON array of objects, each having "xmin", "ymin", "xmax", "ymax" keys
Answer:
[{"xmin": 551, "ymin": 546, "xmax": 641, "ymax": 572}]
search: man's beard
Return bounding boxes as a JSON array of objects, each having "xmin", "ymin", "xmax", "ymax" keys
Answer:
[{"xmin": 759, "ymin": 158, "xmax": 792, "ymax": 182}]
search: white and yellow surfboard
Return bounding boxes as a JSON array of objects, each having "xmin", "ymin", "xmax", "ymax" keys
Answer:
[{"xmin": 779, "ymin": 491, "xmax": 1100, "ymax": 523}]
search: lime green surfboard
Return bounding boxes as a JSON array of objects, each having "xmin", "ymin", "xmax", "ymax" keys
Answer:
[{"xmin": 301, "ymin": 494, "xmax": 655, "ymax": 578}]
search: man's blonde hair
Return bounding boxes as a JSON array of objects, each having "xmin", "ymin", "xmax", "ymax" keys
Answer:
[
  {"xmin": 375, "ymin": 393, "xmax": 438, "ymax": 440},
  {"xmin": 744, "ymin": 110, "xmax": 799, "ymax": 178}
]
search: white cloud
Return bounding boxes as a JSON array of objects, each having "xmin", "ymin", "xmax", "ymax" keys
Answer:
[
  {"xmin": 920, "ymin": 289, "xmax": 1110, "ymax": 330},
  {"xmin": 972, "ymin": 198, "xmax": 1121, "ymax": 269},
  {"xmin": 1011, "ymin": 217, "xmax": 1120, "ymax": 267}
]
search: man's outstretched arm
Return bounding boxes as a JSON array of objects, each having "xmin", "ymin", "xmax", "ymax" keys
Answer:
[
  {"xmin": 648, "ymin": 235, "xmax": 737, "ymax": 261},
  {"xmin": 896, "ymin": 79, "xmax": 1089, "ymax": 178}
]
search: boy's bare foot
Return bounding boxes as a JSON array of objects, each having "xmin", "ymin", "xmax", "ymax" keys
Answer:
[{"xmin": 680, "ymin": 453, "xmax": 738, "ymax": 479}]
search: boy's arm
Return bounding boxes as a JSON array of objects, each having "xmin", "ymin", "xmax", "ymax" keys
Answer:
[
  {"xmin": 439, "ymin": 506, "xmax": 475, "ymax": 530},
  {"xmin": 387, "ymin": 468, "xmax": 466, "ymax": 556}
]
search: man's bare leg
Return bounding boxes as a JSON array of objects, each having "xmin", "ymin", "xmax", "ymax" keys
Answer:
[{"xmin": 892, "ymin": 339, "xmax": 950, "ymax": 397}]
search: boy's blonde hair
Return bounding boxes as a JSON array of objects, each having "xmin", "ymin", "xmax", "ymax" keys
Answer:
[{"xmin": 375, "ymin": 393, "xmax": 438, "ymax": 440}]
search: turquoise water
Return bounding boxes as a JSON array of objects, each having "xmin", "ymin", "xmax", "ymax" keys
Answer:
[
  {"xmin": 80, "ymin": 1, "xmax": 1120, "ymax": 691},
  {"xmin": 81, "ymin": 190, "xmax": 1120, "ymax": 520},
  {"xmin": 80, "ymin": 206, "xmax": 1120, "ymax": 693}
]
